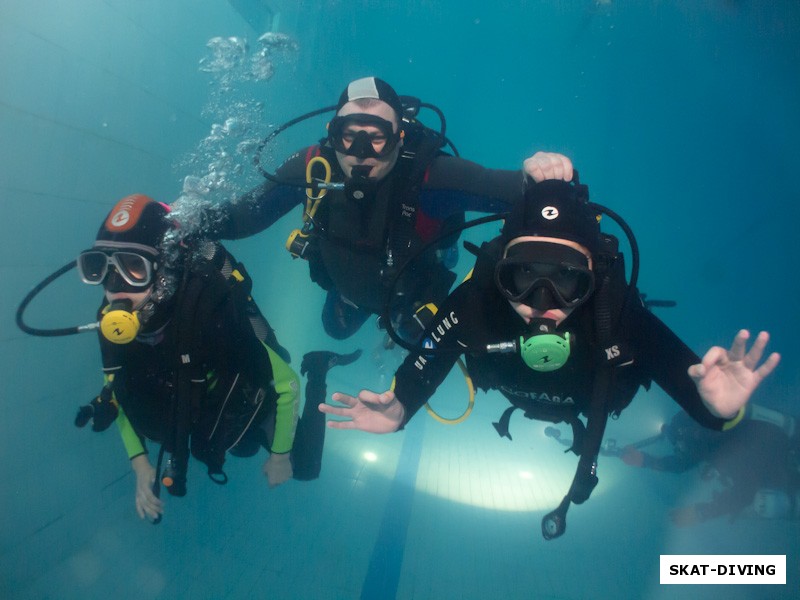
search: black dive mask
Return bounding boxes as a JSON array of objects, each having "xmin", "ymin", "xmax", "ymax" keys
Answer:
[
  {"xmin": 328, "ymin": 113, "xmax": 401, "ymax": 159},
  {"xmin": 495, "ymin": 242, "xmax": 594, "ymax": 311}
]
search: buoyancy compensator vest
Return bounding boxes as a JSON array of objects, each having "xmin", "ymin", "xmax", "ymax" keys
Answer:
[
  {"xmin": 97, "ymin": 243, "xmax": 279, "ymax": 496},
  {"xmin": 258, "ymin": 95, "xmax": 462, "ymax": 315}
]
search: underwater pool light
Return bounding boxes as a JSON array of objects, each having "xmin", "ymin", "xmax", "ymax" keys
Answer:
[{"xmin": 411, "ymin": 420, "xmax": 618, "ymax": 512}]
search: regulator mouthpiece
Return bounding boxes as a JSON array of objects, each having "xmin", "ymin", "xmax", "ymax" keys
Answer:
[
  {"xmin": 100, "ymin": 298, "xmax": 140, "ymax": 344},
  {"xmin": 519, "ymin": 318, "xmax": 571, "ymax": 372}
]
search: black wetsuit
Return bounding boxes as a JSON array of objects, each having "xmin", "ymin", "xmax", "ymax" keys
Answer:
[
  {"xmin": 393, "ymin": 279, "xmax": 730, "ymax": 432},
  {"xmin": 102, "ymin": 269, "xmax": 299, "ymax": 468},
  {"xmin": 210, "ymin": 146, "xmax": 523, "ymax": 338}
]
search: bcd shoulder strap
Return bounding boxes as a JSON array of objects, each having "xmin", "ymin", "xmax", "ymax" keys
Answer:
[
  {"xmin": 571, "ymin": 235, "xmax": 638, "ymax": 503},
  {"xmin": 388, "ymin": 123, "xmax": 450, "ymax": 265},
  {"xmin": 168, "ymin": 264, "xmax": 233, "ymax": 477}
]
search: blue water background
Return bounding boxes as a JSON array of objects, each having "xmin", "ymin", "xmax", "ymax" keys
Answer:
[{"xmin": 1, "ymin": 1, "xmax": 798, "ymax": 599}]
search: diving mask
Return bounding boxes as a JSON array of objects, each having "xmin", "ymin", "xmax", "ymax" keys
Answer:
[
  {"xmin": 78, "ymin": 248, "xmax": 156, "ymax": 289},
  {"xmin": 495, "ymin": 242, "xmax": 594, "ymax": 311},
  {"xmin": 328, "ymin": 113, "xmax": 402, "ymax": 159}
]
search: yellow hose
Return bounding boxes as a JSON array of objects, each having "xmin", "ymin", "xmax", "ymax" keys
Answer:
[
  {"xmin": 304, "ymin": 155, "xmax": 332, "ymax": 220},
  {"xmin": 423, "ymin": 357, "xmax": 475, "ymax": 424}
]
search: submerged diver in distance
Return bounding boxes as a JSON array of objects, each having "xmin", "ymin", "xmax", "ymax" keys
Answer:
[
  {"xmin": 621, "ymin": 407, "xmax": 800, "ymax": 525},
  {"xmin": 320, "ymin": 176, "xmax": 781, "ymax": 539}
]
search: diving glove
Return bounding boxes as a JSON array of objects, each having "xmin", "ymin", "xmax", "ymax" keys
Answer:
[{"xmin": 74, "ymin": 387, "xmax": 118, "ymax": 431}]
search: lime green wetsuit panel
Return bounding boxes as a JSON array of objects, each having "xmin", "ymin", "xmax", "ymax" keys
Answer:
[
  {"xmin": 265, "ymin": 343, "xmax": 300, "ymax": 454},
  {"xmin": 116, "ymin": 403, "xmax": 146, "ymax": 459}
]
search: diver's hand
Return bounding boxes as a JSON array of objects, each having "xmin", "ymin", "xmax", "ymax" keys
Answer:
[
  {"xmin": 131, "ymin": 455, "xmax": 163, "ymax": 521},
  {"xmin": 263, "ymin": 452, "xmax": 293, "ymax": 488},
  {"xmin": 74, "ymin": 395, "xmax": 118, "ymax": 431},
  {"xmin": 689, "ymin": 330, "xmax": 780, "ymax": 419},
  {"xmin": 320, "ymin": 390, "xmax": 404, "ymax": 433},
  {"xmin": 621, "ymin": 447, "xmax": 646, "ymax": 467},
  {"xmin": 523, "ymin": 152, "xmax": 573, "ymax": 183}
]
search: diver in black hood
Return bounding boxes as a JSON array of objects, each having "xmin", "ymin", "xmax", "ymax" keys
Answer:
[
  {"xmin": 320, "ymin": 176, "xmax": 781, "ymax": 539},
  {"xmin": 64, "ymin": 194, "xmax": 351, "ymax": 522},
  {"xmin": 206, "ymin": 76, "xmax": 574, "ymax": 340}
]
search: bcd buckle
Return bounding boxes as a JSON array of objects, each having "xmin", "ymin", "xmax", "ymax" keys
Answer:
[{"xmin": 286, "ymin": 229, "xmax": 312, "ymax": 259}]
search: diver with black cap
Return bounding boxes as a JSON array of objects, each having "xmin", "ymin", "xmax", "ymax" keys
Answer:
[
  {"xmin": 320, "ymin": 175, "xmax": 781, "ymax": 539},
  {"xmin": 43, "ymin": 193, "xmax": 345, "ymax": 522},
  {"xmin": 206, "ymin": 76, "xmax": 574, "ymax": 340}
]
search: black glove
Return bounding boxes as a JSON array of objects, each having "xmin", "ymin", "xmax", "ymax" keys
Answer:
[{"xmin": 75, "ymin": 389, "xmax": 118, "ymax": 431}]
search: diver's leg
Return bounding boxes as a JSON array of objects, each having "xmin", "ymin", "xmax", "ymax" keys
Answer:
[{"xmin": 292, "ymin": 349, "xmax": 362, "ymax": 480}]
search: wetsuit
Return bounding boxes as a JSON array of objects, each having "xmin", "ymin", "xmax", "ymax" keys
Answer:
[
  {"xmin": 210, "ymin": 147, "xmax": 524, "ymax": 338},
  {"xmin": 102, "ymin": 272, "xmax": 300, "ymax": 468},
  {"xmin": 393, "ymin": 278, "xmax": 732, "ymax": 432}
]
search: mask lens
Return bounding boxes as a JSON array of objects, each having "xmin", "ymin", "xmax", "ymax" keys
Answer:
[
  {"xmin": 549, "ymin": 264, "xmax": 593, "ymax": 302},
  {"xmin": 77, "ymin": 251, "xmax": 109, "ymax": 284},
  {"xmin": 495, "ymin": 244, "xmax": 595, "ymax": 308},
  {"xmin": 114, "ymin": 252, "xmax": 152, "ymax": 285},
  {"xmin": 78, "ymin": 250, "xmax": 154, "ymax": 288},
  {"xmin": 329, "ymin": 114, "xmax": 399, "ymax": 158},
  {"xmin": 510, "ymin": 263, "xmax": 554, "ymax": 297}
]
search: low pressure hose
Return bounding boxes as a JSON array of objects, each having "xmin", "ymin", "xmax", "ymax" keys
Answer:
[{"xmin": 16, "ymin": 260, "xmax": 99, "ymax": 337}]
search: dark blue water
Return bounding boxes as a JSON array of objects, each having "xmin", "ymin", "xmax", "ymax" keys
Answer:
[{"xmin": 2, "ymin": 1, "xmax": 798, "ymax": 598}]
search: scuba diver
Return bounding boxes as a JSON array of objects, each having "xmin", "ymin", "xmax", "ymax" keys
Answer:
[
  {"xmin": 40, "ymin": 193, "xmax": 347, "ymax": 522},
  {"xmin": 206, "ymin": 76, "xmax": 574, "ymax": 340},
  {"xmin": 620, "ymin": 406, "xmax": 800, "ymax": 525},
  {"xmin": 319, "ymin": 176, "xmax": 781, "ymax": 539}
]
